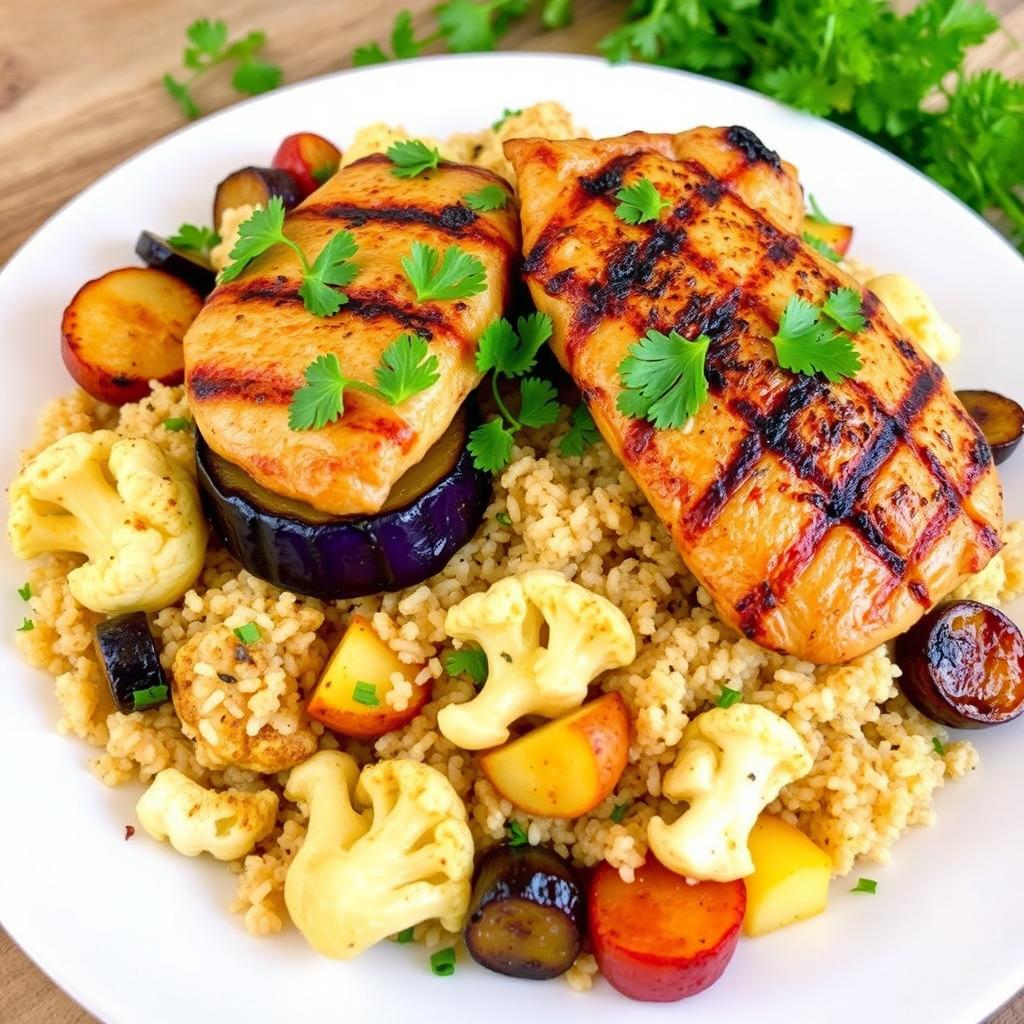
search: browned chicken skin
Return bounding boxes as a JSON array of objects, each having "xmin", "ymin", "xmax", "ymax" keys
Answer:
[
  {"xmin": 506, "ymin": 128, "xmax": 1003, "ymax": 664},
  {"xmin": 184, "ymin": 155, "xmax": 520, "ymax": 516}
]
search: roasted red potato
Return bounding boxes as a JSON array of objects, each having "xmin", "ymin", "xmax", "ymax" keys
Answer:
[
  {"xmin": 896, "ymin": 600, "xmax": 1024, "ymax": 728},
  {"xmin": 61, "ymin": 267, "xmax": 201, "ymax": 405},
  {"xmin": 802, "ymin": 219, "xmax": 853, "ymax": 257},
  {"xmin": 213, "ymin": 166, "xmax": 301, "ymax": 229},
  {"xmin": 956, "ymin": 389, "xmax": 1024, "ymax": 465},
  {"xmin": 589, "ymin": 857, "xmax": 746, "ymax": 1002},
  {"xmin": 307, "ymin": 615, "xmax": 430, "ymax": 738},
  {"xmin": 272, "ymin": 132, "xmax": 342, "ymax": 198}
]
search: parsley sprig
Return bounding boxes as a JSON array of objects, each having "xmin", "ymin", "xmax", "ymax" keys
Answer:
[
  {"xmin": 445, "ymin": 646, "xmax": 489, "ymax": 686},
  {"xmin": 163, "ymin": 18, "xmax": 281, "ymax": 120},
  {"xmin": 401, "ymin": 242, "xmax": 487, "ymax": 302},
  {"xmin": 615, "ymin": 177, "xmax": 671, "ymax": 225},
  {"xmin": 618, "ymin": 330, "xmax": 712, "ymax": 430},
  {"xmin": 468, "ymin": 314, "xmax": 559, "ymax": 473},
  {"xmin": 219, "ymin": 197, "xmax": 359, "ymax": 317},
  {"xmin": 465, "ymin": 184, "xmax": 509, "ymax": 212},
  {"xmin": 168, "ymin": 223, "xmax": 220, "ymax": 257},
  {"xmin": 559, "ymin": 404, "xmax": 599, "ymax": 457},
  {"xmin": 387, "ymin": 139, "xmax": 441, "ymax": 179},
  {"xmin": 771, "ymin": 288, "xmax": 864, "ymax": 383},
  {"xmin": 289, "ymin": 335, "xmax": 440, "ymax": 431}
]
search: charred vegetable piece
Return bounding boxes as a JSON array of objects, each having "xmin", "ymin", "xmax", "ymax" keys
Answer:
[
  {"xmin": 196, "ymin": 403, "xmax": 492, "ymax": 600},
  {"xmin": 135, "ymin": 231, "xmax": 217, "ymax": 295},
  {"xmin": 464, "ymin": 844, "xmax": 585, "ymax": 980},
  {"xmin": 896, "ymin": 600, "xmax": 1024, "ymax": 728},
  {"xmin": 589, "ymin": 856, "xmax": 745, "ymax": 1002},
  {"xmin": 61, "ymin": 267, "xmax": 201, "ymax": 405},
  {"xmin": 213, "ymin": 166, "xmax": 301, "ymax": 229},
  {"xmin": 956, "ymin": 390, "xmax": 1024, "ymax": 465},
  {"xmin": 95, "ymin": 612, "xmax": 168, "ymax": 713},
  {"xmin": 272, "ymin": 132, "xmax": 342, "ymax": 199}
]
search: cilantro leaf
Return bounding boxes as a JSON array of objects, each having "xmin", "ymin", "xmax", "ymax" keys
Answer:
[
  {"xmin": 476, "ymin": 313, "xmax": 552, "ymax": 376},
  {"xmin": 468, "ymin": 417, "xmax": 515, "ymax": 473},
  {"xmin": 186, "ymin": 18, "xmax": 228, "ymax": 56},
  {"xmin": 168, "ymin": 223, "xmax": 220, "ymax": 254},
  {"xmin": 464, "ymin": 184, "xmax": 509, "ymax": 212},
  {"xmin": 821, "ymin": 287, "xmax": 867, "ymax": 334},
  {"xmin": 559, "ymin": 404, "xmax": 599, "ymax": 456},
  {"xmin": 17, "ymin": 583, "xmax": 31, "ymax": 602},
  {"xmin": 353, "ymin": 42, "xmax": 388, "ymax": 66},
  {"xmin": 772, "ymin": 296, "xmax": 863, "ymax": 383},
  {"xmin": 851, "ymin": 877, "xmax": 878, "ymax": 894},
  {"xmin": 288, "ymin": 354, "xmax": 351, "ymax": 431},
  {"xmin": 218, "ymin": 197, "xmax": 288, "ymax": 283},
  {"xmin": 444, "ymin": 647, "xmax": 488, "ymax": 685},
  {"xmin": 491, "ymin": 107, "xmax": 522, "ymax": 131},
  {"xmin": 517, "ymin": 377, "xmax": 560, "ymax": 428},
  {"xmin": 373, "ymin": 334, "xmax": 440, "ymax": 404},
  {"xmin": 162, "ymin": 74, "xmax": 199, "ymax": 120},
  {"xmin": 617, "ymin": 330, "xmax": 712, "ymax": 430},
  {"xmin": 614, "ymin": 177, "xmax": 671, "ymax": 225},
  {"xmin": 298, "ymin": 230, "xmax": 359, "ymax": 317},
  {"xmin": 401, "ymin": 242, "xmax": 487, "ymax": 302},
  {"xmin": 802, "ymin": 231, "xmax": 841, "ymax": 263},
  {"xmin": 387, "ymin": 139, "xmax": 441, "ymax": 178},
  {"xmin": 391, "ymin": 10, "xmax": 425, "ymax": 58},
  {"xmin": 232, "ymin": 58, "xmax": 283, "ymax": 95},
  {"xmin": 437, "ymin": 0, "xmax": 503, "ymax": 51},
  {"xmin": 541, "ymin": 0, "xmax": 573, "ymax": 29}
]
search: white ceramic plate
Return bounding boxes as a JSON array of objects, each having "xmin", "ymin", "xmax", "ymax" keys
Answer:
[{"xmin": 1, "ymin": 53, "xmax": 1021, "ymax": 1024}]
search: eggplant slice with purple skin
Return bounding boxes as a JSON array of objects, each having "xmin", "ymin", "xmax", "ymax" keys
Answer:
[
  {"xmin": 464, "ymin": 843, "xmax": 585, "ymax": 981},
  {"xmin": 95, "ymin": 612, "xmax": 169, "ymax": 713},
  {"xmin": 135, "ymin": 231, "xmax": 217, "ymax": 295},
  {"xmin": 213, "ymin": 166, "xmax": 302, "ymax": 228},
  {"xmin": 955, "ymin": 389, "xmax": 1024, "ymax": 465},
  {"xmin": 196, "ymin": 403, "xmax": 492, "ymax": 600}
]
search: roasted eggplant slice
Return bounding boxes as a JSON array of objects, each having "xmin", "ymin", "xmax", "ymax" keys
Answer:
[
  {"xmin": 956, "ymin": 389, "xmax": 1024, "ymax": 465},
  {"xmin": 135, "ymin": 231, "xmax": 217, "ymax": 295},
  {"xmin": 213, "ymin": 167, "xmax": 301, "ymax": 228},
  {"xmin": 464, "ymin": 843, "xmax": 585, "ymax": 981},
  {"xmin": 896, "ymin": 600, "xmax": 1024, "ymax": 728},
  {"xmin": 95, "ymin": 612, "xmax": 169, "ymax": 713},
  {"xmin": 196, "ymin": 404, "xmax": 492, "ymax": 599}
]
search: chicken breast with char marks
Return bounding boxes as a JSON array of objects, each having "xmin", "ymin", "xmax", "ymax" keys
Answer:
[
  {"xmin": 184, "ymin": 154, "xmax": 520, "ymax": 516},
  {"xmin": 506, "ymin": 128, "xmax": 1002, "ymax": 664}
]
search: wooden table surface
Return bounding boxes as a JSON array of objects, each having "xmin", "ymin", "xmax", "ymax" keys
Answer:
[{"xmin": 1, "ymin": 1, "xmax": 1022, "ymax": 1021}]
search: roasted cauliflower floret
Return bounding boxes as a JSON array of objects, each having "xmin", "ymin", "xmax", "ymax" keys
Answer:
[
  {"xmin": 648, "ymin": 704, "xmax": 813, "ymax": 882},
  {"xmin": 438, "ymin": 570, "xmax": 636, "ymax": 749},
  {"xmin": 136, "ymin": 768, "xmax": 278, "ymax": 861},
  {"xmin": 867, "ymin": 273, "xmax": 961, "ymax": 364},
  {"xmin": 8, "ymin": 430, "xmax": 207, "ymax": 614},
  {"xmin": 284, "ymin": 751, "xmax": 474, "ymax": 959},
  {"xmin": 172, "ymin": 625, "xmax": 318, "ymax": 773}
]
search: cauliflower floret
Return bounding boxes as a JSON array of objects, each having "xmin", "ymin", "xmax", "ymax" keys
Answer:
[
  {"xmin": 172, "ymin": 625, "xmax": 318, "ymax": 773},
  {"xmin": 866, "ymin": 273, "xmax": 961, "ymax": 364},
  {"xmin": 8, "ymin": 430, "xmax": 207, "ymax": 614},
  {"xmin": 210, "ymin": 203, "xmax": 260, "ymax": 272},
  {"xmin": 437, "ymin": 570, "xmax": 636, "ymax": 750},
  {"xmin": 648, "ymin": 704, "xmax": 813, "ymax": 882},
  {"xmin": 284, "ymin": 751, "xmax": 474, "ymax": 959},
  {"xmin": 136, "ymin": 768, "xmax": 278, "ymax": 861}
]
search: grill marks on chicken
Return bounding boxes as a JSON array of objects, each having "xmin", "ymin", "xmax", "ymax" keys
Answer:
[{"xmin": 507, "ymin": 128, "xmax": 1002, "ymax": 664}]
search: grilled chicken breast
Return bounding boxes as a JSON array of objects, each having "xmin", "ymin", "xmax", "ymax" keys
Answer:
[
  {"xmin": 184, "ymin": 154, "xmax": 520, "ymax": 516},
  {"xmin": 506, "ymin": 128, "xmax": 1003, "ymax": 664}
]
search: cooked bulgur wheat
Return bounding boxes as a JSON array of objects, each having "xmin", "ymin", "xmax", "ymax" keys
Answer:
[{"xmin": 14, "ymin": 103, "xmax": 1024, "ymax": 988}]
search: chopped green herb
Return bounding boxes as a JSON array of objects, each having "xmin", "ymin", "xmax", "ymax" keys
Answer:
[
  {"xmin": 610, "ymin": 802, "xmax": 631, "ymax": 824},
  {"xmin": 17, "ymin": 583, "xmax": 31, "ymax": 602},
  {"xmin": 617, "ymin": 330, "xmax": 711, "ymax": 430},
  {"xmin": 372, "ymin": 334, "xmax": 441, "ymax": 405},
  {"xmin": 401, "ymin": 241, "xmax": 487, "ymax": 302},
  {"xmin": 387, "ymin": 139, "xmax": 441, "ymax": 178},
  {"xmin": 163, "ymin": 417, "xmax": 191, "ymax": 432},
  {"xmin": 16, "ymin": 618, "xmax": 34, "ymax": 632},
  {"xmin": 491, "ymin": 107, "xmax": 522, "ymax": 131},
  {"xmin": 932, "ymin": 736, "xmax": 946, "ymax": 755},
  {"xmin": 559, "ymin": 404, "xmax": 599, "ymax": 457},
  {"xmin": 495, "ymin": 512, "xmax": 512, "ymax": 527},
  {"xmin": 430, "ymin": 947, "xmax": 457, "ymax": 976},
  {"xmin": 445, "ymin": 647, "xmax": 488, "ymax": 686},
  {"xmin": 506, "ymin": 820, "xmax": 529, "ymax": 846},
  {"xmin": 352, "ymin": 10, "xmax": 429, "ymax": 65},
  {"xmin": 168, "ymin": 223, "xmax": 220, "ymax": 256},
  {"xmin": 468, "ymin": 416, "xmax": 516, "ymax": 474},
  {"xmin": 851, "ymin": 877, "xmax": 878, "ymax": 894},
  {"xmin": 770, "ymin": 294, "xmax": 863, "ymax": 383},
  {"xmin": 133, "ymin": 684, "xmax": 169, "ymax": 710},
  {"xmin": 353, "ymin": 681, "xmax": 380, "ymax": 707},
  {"xmin": 614, "ymin": 177, "xmax": 671, "ymax": 225},
  {"xmin": 233, "ymin": 622, "xmax": 262, "ymax": 644},
  {"xmin": 394, "ymin": 926, "xmax": 415, "ymax": 943},
  {"xmin": 464, "ymin": 184, "xmax": 509, "ymax": 212},
  {"xmin": 802, "ymin": 231, "xmax": 841, "ymax": 263},
  {"xmin": 716, "ymin": 687, "xmax": 743, "ymax": 709}
]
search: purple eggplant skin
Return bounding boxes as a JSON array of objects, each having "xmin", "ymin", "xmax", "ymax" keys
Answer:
[
  {"xmin": 464, "ymin": 844, "xmax": 585, "ymax": 981},
  {"xmin": 194, "ymin": 406, "xmax": 492, "ymax": 601},
  {"xmin": 213, "ymin": 167, "xmax": 301, "ymax": 228},
  {"xmin": 135, "ymin": 231, "xmax": 217, "ymax": 295},
  {"xmin": 95, "ymin": 612, "xmax": 168, "ymax": 714}
]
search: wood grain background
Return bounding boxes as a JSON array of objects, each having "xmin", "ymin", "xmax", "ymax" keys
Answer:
[{"xmin": 1, "ymin": 1, "xmax": 1021, "ymax": 1021}]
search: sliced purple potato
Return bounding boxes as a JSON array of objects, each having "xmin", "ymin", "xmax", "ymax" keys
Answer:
[
  {"xmin": 213, "ymin": 166, "xmax": 302, "ymax": 229},
  {"xmin": 135, "ymin": 231, "xmax": 217, "ymax": 295},
  {"xmin": 195, "ymin": 404, "xmax": 492, "ymax": 600},
  {"xmin": 956, "ymin": 389, "xmax": 1023, "ymax": 465}
]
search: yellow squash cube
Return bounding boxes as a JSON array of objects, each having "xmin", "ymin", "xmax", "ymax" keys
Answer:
[{"xmin": 743, "ymin": 814, "xmax": 832, "ymax": 937}]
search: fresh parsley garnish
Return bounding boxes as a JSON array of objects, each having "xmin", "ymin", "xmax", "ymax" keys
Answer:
[
  {"xmin": 133, "ymin": 684, "xmax": 169, "ymax": 710},
  {"xmin": 559, "ymin": 404, "xmax": 599, "ymax": 457},
  {"xmin": 802, "ymin": 231, "xmax": 841, "ymax": 263},
  {"xmin": 464, "ymin": 184, "xmax": 509, "ymax": 212},
  {"xmin": 851, "ymin": 877, "xmax": 878, "ymax": 894},
  {"xmin": 163, "ymin": 19, "xmax": 281, "ymax": 120},
  {"xmin": 288, "ymin": 336, "xmax": 439, "ymax": 432},
  {"xmin": 492, "ymin": 107, "xmax": 523, "ymax": 130},
  {"xmin": 430, "ymin": 947, "xmax": 457, "ymax": 977},
  {"xmin": 610, "ymin": 802, "xmax": 631, "ymax": 824},
  {"xmin": 233, "ymin": 622, "xmax": 261, "ymax": 644},
  {"xmin": 168, "ymin": 223, "xmax": 220, "ymax": 256},
  {"xmin": 617, "ymin": 330, "xmax": 711, "ymax": 430},
  {"xmin": 716, "ymin": 687, "xmax": 743, "ymax": 709},
  {"xmin": 468, "ymin": 313, "xmax": 559, "ymax": 473},
  {"xmin": 506, "ymin": 820, "xmax": 529, "ymax": 846},
  {"xmin": 495, "ymin": 511, "xmax": 512, "ymax": 527},
  {"xmin": 445, "ymin": 646, "xmax": 489, "ymax": 686},
  {"xmin": 614, "ymin": 177, "xmax": 671, "ymax": 225},
  {"xmin": 353, "ymin": 681, "xmax": 380, "ymax": 707},
  {"xmin": 16, "ymin": 618, "xmax": 34, "ymax": 632},
  {"xmin": 17, "ymin": 583, "xmax": 30, "ymax": 602},
  {"xmin": 163, "ymin": 417, "xmax": 191, "ymax": 432},
  {"xmin": 353, "ymin": 10, "xmax": 431, "ymax": 65},
  {"xmin": 401, "ymin": 242, "xmax": 487, "ymax": 302},
  {"xmin": 219, "ymin": 198, "xmax": 359, "ymax": 317},
  {"xmin": 387, "ymin": 139, "xmax": 441, "ymax": 178},
  {"xmin": 771, "ymin": 291, "xmax": 864, "ymax": 383},
  {"xmin": 932, "ymin": 736, "xmax": 946, "ymax": 755}
]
